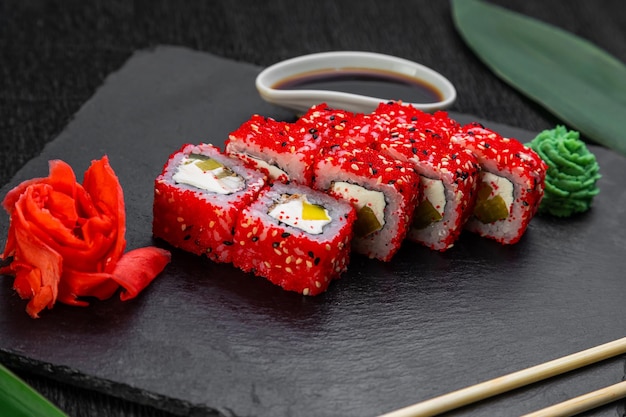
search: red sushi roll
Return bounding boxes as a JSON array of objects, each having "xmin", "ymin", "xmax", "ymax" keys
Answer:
[
  {"xmin": 153, "ymin": 143, "xmax": 266, "ymax": 263},
  {"xmin": 372, "ymin": 101, "xmax": 460, "ymax": 140},
  {"xmin": 232, "ymin": 182, "xmax": 356, "ymax": 295},
  {"xmin": 452, "ymin": 123, "xmax": 547, "ymax": 244},
  {"xmin": 225, "ymin": 114, "xmax": 322, "ymax": 186},
  {"xmin": 313, "ymin": 145, "xmax": 420, "ymax": 261},
  {"xmin": 297, "ymin": 103, "xmax": 355, "ymax": 144},
  {"xmin": 374, "ymin": 103, "xmax": 480, "ymax": 251}
]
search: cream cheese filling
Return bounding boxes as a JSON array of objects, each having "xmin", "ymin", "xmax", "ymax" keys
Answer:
[
  {"xmin": 481, "ymin": 171, "xmax": 514, "ymax": 213},
  {"xmin": 421, "ymin": 177, "xmax": 445, "ymax": 217},
  {"xmin": 173, "ymin": 155, "xmax": 245, "ymax": 195},
  {"xmin": 236, "ymin": 152, "xmax": 288, "ymax": 181},
  {"xmin": 268, "ymin": 194, "xmax": 331, "ymax": 235},
  {"xmin": 330, "ymin": 181, "xmax": 386, "ymax": 228}
]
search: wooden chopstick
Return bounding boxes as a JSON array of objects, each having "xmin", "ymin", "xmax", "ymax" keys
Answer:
[
  {"xmin": 520, "ymin": 380, "xmax": 626, "ymax": 417},
  {"xmin": 378, "ymin": 337, "xmax": 626, "ymax": 417}
]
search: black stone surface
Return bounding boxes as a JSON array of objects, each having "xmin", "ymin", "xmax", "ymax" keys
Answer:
[{"xmin": 1, "ymin": 46, "xmax": 626, "ymax": 417}]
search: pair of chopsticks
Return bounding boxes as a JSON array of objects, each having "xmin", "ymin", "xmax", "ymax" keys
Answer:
[{"xmin": 379, "ymin": 337, "xmax": 626, "ymax": 417}]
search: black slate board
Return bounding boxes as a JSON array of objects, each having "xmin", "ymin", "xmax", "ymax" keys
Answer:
[{"xmin": 2, "ymin": 46, "xmax": 626, "ymax": 417}]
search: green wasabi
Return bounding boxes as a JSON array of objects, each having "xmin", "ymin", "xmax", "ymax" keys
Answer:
[{"xmin": 526, "ymin": 126, "xmax": 601, "ymax": 217}]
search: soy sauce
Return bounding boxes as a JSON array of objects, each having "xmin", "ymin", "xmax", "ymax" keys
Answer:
[{"xmin": 273, "ymin": 68, "xmax": 443, "ymax": 104}]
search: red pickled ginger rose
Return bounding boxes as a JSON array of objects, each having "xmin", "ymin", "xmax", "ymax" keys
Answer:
[{"xmin": 0, "ymin": 156, "xmax": 171, "ymax": 318}]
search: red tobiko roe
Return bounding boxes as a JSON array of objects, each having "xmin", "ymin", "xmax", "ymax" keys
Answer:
[{"xmin": 0, "ymin": 156, "xmax": 171, "ymax": 318}]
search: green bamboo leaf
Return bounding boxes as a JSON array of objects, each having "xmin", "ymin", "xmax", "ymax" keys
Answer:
[
  {"xmin": 451, "ymin": 0, "xmax": 626, "ymax": 157},
  {"xmin": 0, "ymin": 363, "xmax": 69, "ymax": 417}
]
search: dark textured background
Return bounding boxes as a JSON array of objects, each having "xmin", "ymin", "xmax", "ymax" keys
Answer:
[{"xmin": 1, "ymin": 1, "xmax": 625, "ymax": 416}]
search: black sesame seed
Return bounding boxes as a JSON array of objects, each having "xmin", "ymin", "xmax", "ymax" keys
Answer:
[
  {"xmin": 308, "ymin": 251, "xmax": 315, "ymax": 258},
  {"xmin": 281, "ymin": 141, "xmax": 287, "ymax": 147},
  {"xmin": 309, "ymin": 128, "xmax": 318, "ymax": 134},
  {"xmin": 314, "ymin": 257, "xmax": 321, "ymax": 265},
  {"xmin": 184, "ymin": 235, "xmax": 191, "ymax": 241},
  {"xmin": 223, "ymin": 241, "xmax": 234, "ymax": 246},
  {"xmin": 272, "ymin": 242, "xmax": 280, "ymax": 248},
  {"xmin": 252, "ymin": 236, "xmax": 259, "ymax": 242},
  {"xmin": 281, "ymin": 232, "xmax": 291, "ymax": 238}
]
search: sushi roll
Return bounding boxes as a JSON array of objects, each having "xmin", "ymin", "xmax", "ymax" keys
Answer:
[
  {"xmin": 371, "ymin": 102, "xmax": 479, "ymax": 251},
  {"xmin": 153, "ymin": 143, "xmax": 266, "ymax": 263},
  {"xmin": 452, "ymin": 123, "xmax": 547, "ymax": 244},
  {"xmin": 225, "ymin": 114, "xmax": 322, "ymax": 186},
  {"xmin": 372, "ymin": 101, "xmax": 460, "ymax": 140},
  {"xmin": 313, "ymin": 145, "xmax": 420, "ymax": 261},
  {"xmin": 232, "ymin": 182, "xmax": 356, "ymax": 296},
  {"xmin": 297, "ymin": 103, "xmax": 355, "ymax": 144},
  {"xmin": 378, "ymin": 125, "xmax": 480, "ymax": 251}
]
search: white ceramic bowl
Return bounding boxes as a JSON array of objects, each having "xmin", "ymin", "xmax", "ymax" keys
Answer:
[{"xmin": 255, "ymin": 51, "xmax": 456, "ymax": 114}]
